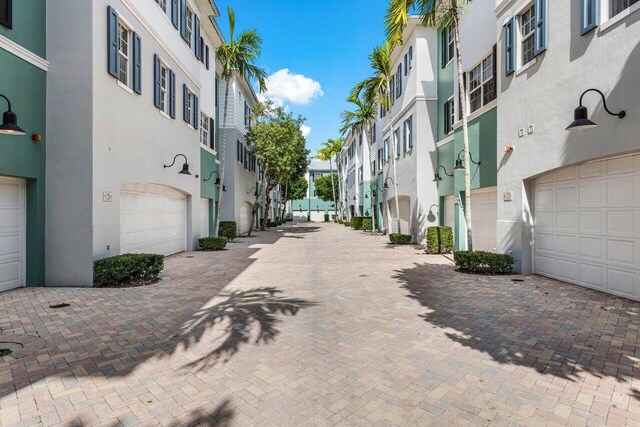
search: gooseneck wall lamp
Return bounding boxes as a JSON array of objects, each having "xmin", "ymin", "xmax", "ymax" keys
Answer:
[
  {"xmin": 566, "ymin": 88, "xmax": 626, "ymax": 131},
  {"xmin": 433, "ymin": 165, "xmax": 453, "ymax": 182},
  {"xmin": 247, "ymin": 187, "xmax": 259, "ymax": 197},
  {"xmin": 164, "ymin": 154, "xmax": 191, "ymax": 175},
  {"xmin": 203, "ymin": 170, "xmax": 226, "ymax": 192},
  {"xmin": 453, "ymin": 150, "xmax": 481, "ymax": 171},
  {"xmin": 0, "ymin": 94, "xmax": 26, "ymax": 136},
  {"xmin": 383, "ymin": 177, "xmax": 395, "ymax": 189}
]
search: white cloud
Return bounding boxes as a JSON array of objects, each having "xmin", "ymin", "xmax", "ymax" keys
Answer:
[
  {"xmin": 300, "ymin": 125, "xmax": 312, "ymax": 138},
  {"xmin": 262, "ymin": 69, "xmax": 324, "ymax": 106}
]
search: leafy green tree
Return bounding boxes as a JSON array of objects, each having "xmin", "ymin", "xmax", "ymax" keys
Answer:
[
  {"xmin": 215, "ymin": 7, "xmax": 267, "ymax": 237},
  {"xmin": 246, "ymin": 101, "xmax": 310, "ymax": 231},
  {"xmin": 314, "ymin": 174, "xmax": 338, "ymax": 203},
  {"xmin": 287, "ymin": 175, "xmax": 308, "ymax": 201},
  {"xmin": 386, "ymin": 0, "xmax": 475, "ymax": 249}
]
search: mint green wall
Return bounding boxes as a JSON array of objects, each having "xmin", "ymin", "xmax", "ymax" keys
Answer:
[
  {"xmin": 453, "ymin": 108, "xmax": 498, "ymax": 190},
  {"xmin": 436, "ymin": 141, "xmax": 455, "ymax": 196},
  {"xmin": 200, "ymin": 149, "xmax": 219, "ymax": 236},
  {"xmin": 0, "ymin": 51, "xmax": 46, "ymax": 285},
  {"xmin": 437, "ymin": 29, "xmax": 454, "ymax": 142},
  {"xmin": 0, "ymin": 0, "xmax": 46, "ymax": 58},
  {"xmin": 291, "ymin": 169, "xmax": 334, "ymax": 214}
]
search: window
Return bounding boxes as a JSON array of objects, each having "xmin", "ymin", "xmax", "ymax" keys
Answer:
[
  {"xmin": 185, "ymin": 6, "xmax": 193, "ymax": 47},
  {"xmin": 394, "ymin": 128, "xmax": 401, "ymax": 157},
  {"xmin": 358, "ymin": 167, "xmax": 363, "ymax": 182},
  {"xmin": 0, "ymin": 0, "xmax": 12, "ymax": 29},
  {"xmin": 237, "ymin": 141, "xmax": 242, "ymax": 163},
  {"xmin": 384, "ymin": 138, "xmax": 390, "ymax": 161},
  {"xmin": 159, "ymin": 65, "xmax": 168, "ymax": 112},
  {"xmin": 156, "ymin": 0, "xmax": 167, "ymax": 13},
  {"xmin": 200, "ymin": 112, "xmax": 210, "ymax": 146},
  {"xmin": 184, "ymin": 86, "xmax": 194, "ymax": 124},
  {"xmin": 404, "ymin": 115, "xmax": 413, "ymax": 149},
  {"xmin": 611, "ymin": 0, "xmax": 639, "ymax": 16},
  {"xmin": 371, "ymin": 122, "xmax": 377, "ymax": 144},
  {"xmin": 396, "ymin": 65, "xmax": 402, "ymax": 98},
  {"xmin": 377, "ymin": 148, "xmax": 384, "ymax": 171},
  {"xmin": 390, "ymin": 75, "xmax": 395, "ymax": 100},
  {"xmin": 444, "ymin": 98, "xmax": 455, "ymax": 134},
  {"xmin": 468, "ymin": 51, "xmax": 496, "ymax": 113},
  {"xmin": 520, "ymin": 4, "xmax": 536, "ymax": 66},
  {"xmin": 244, "ymin": 101, "xmax": 252, "ymax": 127},
  {"xmin": 118, "ymin": 24, "xmax": 130, "ymax": 85},
  {"xmin": 408, "ymin": 45, "xmax": 413, "ymax": 70},
  {"xmin": 442, "ymin": 26, "xmax": 455, "ymax": 67},
  {"xmin": 371, "ymin": 161, "xmax": 376, "ymax": 176}
]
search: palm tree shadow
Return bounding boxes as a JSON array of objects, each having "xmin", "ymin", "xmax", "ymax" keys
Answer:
[{"xmin": 173, "ymin": 288, "xmax": 317, "ymax": 371}]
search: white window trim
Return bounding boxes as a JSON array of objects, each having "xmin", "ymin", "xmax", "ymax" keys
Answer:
[
  {"xmin": 453, "ymin": 99, "xmax": 497, "ymax": 131},
  {"xmin": 116, "ymin": 79, "xmax": 134, "ymax": 95},
  {"xmin": 445, "ymin": 96, "xmax": 455, "ymax": 135},
  {"xmin": 600, "ymin": 0, "xmax": 640, "ymax": 31},
  {"xmin": 200, "ymin": 111, "xmax": 211, "ymax": 147},
  {"xmin": 156, "ymin": 0, "xmax": 167, "ymax": 13},
  {"xmin": 185, "ymin": 6, "xmax": 194, "ymax": 47},
  {"xmin": 159, "ymin": 61, "xmax": 169, "ymax": 113},
  {"xmin": 443, "ymin": 26, "xmax": 455, "ymax": 68},
  {"xmin": 117, "ymin": 20, "xmax": 132, "ymax": 87},
  {"xmin": 467, "ymin": 51, "xmax": 496, "ymax": 114},
  {"xmin": 159, "ymin": 109, "xmax": 171, "ymax": 120},
  {"xmin": 517, "ymin": 2, "xmax": 536, "ymax": 70}
]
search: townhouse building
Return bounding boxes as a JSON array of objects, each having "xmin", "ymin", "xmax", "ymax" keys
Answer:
[
  {"xmin": 218, "ymin": 73, "xmax": 260, "ymax": 235},
  {"xmin": 435, "ymin": 0, "xmax": 499, "ymax": 252},
  {"xmin": 292, "ymin": 160, "xmax": 334, "ymax": 222},
  {"xmin": 0, "ymin": 0, "xmax": 47, "ymax": 291},
  {"xmin": 495, "ymin": 0, "xmax": 640, "ymax": 300},
  {"xmin": 46, "ymin": 0, "xmax": 222, "ymax": 286}
]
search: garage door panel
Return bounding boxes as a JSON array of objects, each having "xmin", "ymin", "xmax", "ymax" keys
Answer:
[
  {"xmin": 580, "ymin": 162, "xmax": 604, "ymax": 179},
  {"xmin": 556, "ymin": 258, "xmax": 579, "ymax": 283},
  {"xmin": 579, "ymin": 236, "xmax": 603, "ymax": 259},
  {"xmin": 579, "ymin": 182, "xmax": 604, "ymax": 206},
  {"xmin": 579, "ymin": 211, "xmax": 603, "ymax": 233},
  {"xmin": 580, "ymin": 263, "xmax": 604, "ymax": 290},
  {"xmin": 608, "ymin": 268, "xmax": 635, "ymax": 297},
  {"xmin": 535, "ymin": 187, "xmax": 554, "ymax": 206},
  {"xmin": 607, "ymin": 156, "xmax": 635, "ymax": 175},
  {"xmin": 607, "ymin": 210, "xmax": 634, "ymax": 235},
  {"xmin": 556, "ymin": 185, "xmax": 578, "ymax": 206},
  {"xmin": 556, "ymin": 211, "xmax": 578, "ymax": 232},
  {"xmin": 556, "ymin": 234, "xmax": 578, "ymax": 256},
  {"xmin": 607, "ymin": 239, "xmax": 634, "ymax": 265},
  {"xmin": 556, "ymin": 166, "xmax": 578, "ymax": 182},
  {"xmin": 607, "ymin": 178, "xmax": 634, "ymax": 205},
  {"xmin": 536, "ymin": 233, "xmax": 555, "ymax": 252}
]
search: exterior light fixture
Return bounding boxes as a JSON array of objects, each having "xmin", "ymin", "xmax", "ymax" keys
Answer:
[
  {"xmin": 433, "ymin": 165, "xmax": 453, "ymax": 182},
  {"xmin": 203, "ymin": 170, "xmax": 226, "ymax": 191},
  {"xmin": 372, "ymin": 190, "xmax": 377, "ymax": 198},
  {"xmin": 164, "ymin": 154, "xmax": 191, "ymax": 175},
  {"xmin": 453, "ymin": 150, "xmax": 481, "ymax": 172},
  {"xmin": 0, "ymin": 94, "xmax": 26, "ymax": 136},
  {"xmin": 383, "ymin": 177, "xmax": 395, "ymax": 189},
  {"xmin": 247, "ymin": 187, "xmax": 259, "ymax": 197},
  {"xmin": 316, "ymin": 206, "xmax": 319, "ymax": 213},
  {"xmin": 567, "ymin": 88, "xmax": 626, "ymax": 131}
]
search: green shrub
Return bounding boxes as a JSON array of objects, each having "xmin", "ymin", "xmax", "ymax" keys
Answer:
[
  {"xmin": 351, "ymin": 216, "xmax": 365, "ymax": 230},
  {"xmin": 362, "ymin": 218, "xmax": 373, "ymax": 231},
  {"xmin": 389, "ymin": 234, "xmax": 412, "ymax": 245},
  {"xmin": 199, "ymin": 237, "xmax": 227, "ymax": 251},
  {"xmin": 219, "ymin": 221, "xmax": 237, "ymax": 241},
  {"xmin": 94, "ymin": 254, "xmax": 164, "ymax": 287},
  {"xmin": 343, "ymin": 221, "xmax": 351, "ymax": 227},
  {"xmin": 426, "ymin": 226, "xmax": 454, "ymax": 254},
  {"xmin": 454, "ymin": 251, "xmax": 515, "ymax": 275},
  {"xmin": 324, "ymin": 214, "xmax": 330, "ymax": 222},
  {"xmin": 269, "ymin": 222, "xmax": 278, "ymax": 227}
]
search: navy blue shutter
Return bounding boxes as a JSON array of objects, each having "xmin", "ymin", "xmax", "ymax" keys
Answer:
[
  {"xmin": 398, "ymin": 65, "xmax": 402, "ymax": 96},
  {"xmin": 171, "ymin": 0, "xmax": 179, "ymax": 28},
  {"xmin": 193, "ymin": 95, "xmax": 199, "ymax": 129},
  {"xmin": 169, "ymin": 70, "xmax": 176, "ymax": 118},
  {"xmin": 504, "ymin": 18, "xmax": 516, "ymax": 76},
  {"xmin": 183, "ymin": 85, "xmax": 190, "ymax": 123},
  {"xmin": 403, "ymin": 122, "xmax": 407, "ymax": 152},
  {"xmin": 209, "ymin": 118, "xmax": 215, "ymax": 149},
  {"xmin": 194, "ymin": 15, "xmax": 201, "ymax": 59},
  {"xmin": 133, "ymin": 33, "xmax": 142, "ymax": 94},
  {"xmin": 409, "ymin": 116, "xmax": 413, "ymax": 148},
  {"xmin": 180, "ymin": 0, "xmax": 187, "ymax": 41},
  {"xmin": 581, "ymin": 0, "xmax": 599, "ymax": 35},
  {"xmin": 205, "ymin": 46, "xmax": 210, "ymax": 69},
  {"xmin": 534, "ymin": 0, "xmax": 548, "ymax": 56},
  {"xmin": 153, "ymin": 54, "xmax": 161, "ymax": 108},
  {"xmin": 107, "ymin": 6, "xmax": 119, "ymax": 78}
]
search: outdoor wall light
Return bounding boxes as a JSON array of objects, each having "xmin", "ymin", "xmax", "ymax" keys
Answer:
[
  {"xmin": 164, "ymin": 154, "xmax": 191, "ymax": 175},
  {"xmin": 453, "ymin": 150, "xmax": 481, "ymax": 171},
  {"xmin": 372, "ymin": 190, "xmax": 377, "ymax": 198},
  {"xmin": 316, "ymin": 206, "xmax": 319, "ymax": 212},
  {"xmin": 383, "ymin": 177, "xmax": 395, "ymax": 189},
  {"xmin": 247, "ymin": 187, "xmax": 259, "ymax": 197},
  {"xmin": 203, "ymin": 171, "xmax": 226, "ymax": 191},
  {"xmin": 567, "ymin": 88, "xmax": 626, "ymax": 131},
  {"xmin": 433, "ymin": 166, "xmax": 453, "ymax": 182},
  {"xmin": 0, "ymin": 94, "xmax": 26, "ymax": 136}
]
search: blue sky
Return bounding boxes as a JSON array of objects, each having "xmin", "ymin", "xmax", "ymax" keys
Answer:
[{"xmin": 214, "ymin": 0, "xmax": 389, "ymax": 155}]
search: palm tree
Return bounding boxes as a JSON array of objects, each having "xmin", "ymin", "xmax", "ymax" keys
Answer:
[
  {"xmin": 386, "ymin": 0, "xmax": 475, "ymax": 250},
  {"xmin": 340, "ymin": 93, "xmax": 376, "ymax": 227},
  {"xmin": 351, "ymin": 41, "xmax": 402, "ymax": 234},
  {"xmin": 314, "ymin": 143, "xmax": 337, "ymax": 221},
  {"xmin": 326, "ymin": 137, "xmax": 344, "ymax": 219},
  {"xmin": 214, "ymin": 7, "xmax": 267, "ymax": 237}
]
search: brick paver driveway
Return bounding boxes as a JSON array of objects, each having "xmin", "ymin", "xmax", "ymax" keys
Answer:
[{"xmin": 1, "ymin": 223, "xmax": 640, "ymax": 426}]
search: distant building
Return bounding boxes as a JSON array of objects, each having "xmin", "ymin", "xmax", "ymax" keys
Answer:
[{"xmin": 291, "ymin": 160, "xmax": 336, "ymax": 222}]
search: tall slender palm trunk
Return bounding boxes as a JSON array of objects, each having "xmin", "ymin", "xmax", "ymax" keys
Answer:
[
  {"xmin": 328, "ymin": 159, "xmax": 337, "ymax": 220},
  {"xmin": 214, "ymin": 77, "xmax": 231, "ymax": 238},
  {"xmin": 453, "ymin": 17, "xmax": 473, "ymax": 251},
  {"xmin": 366, "ymin": 123, "xmax": 375, "ymax": 231}
]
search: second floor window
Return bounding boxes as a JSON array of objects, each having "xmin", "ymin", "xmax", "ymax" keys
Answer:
[
  {"xmin": 156, "ymin": 0, "xmax": 167, "ymax": 13},
  {"xmin": 377, "ymin": 148, "xmax": 384, "ymax": 171},
  {"xmin": 442, "ymin": 26, "xmax": 455, "ymax": 67},
  {"xmin": 118, "ymin": 24, "xmax": 130, "ymax": 85},
  {"xmin": 520, "ymin": 4, "xmax": 536, "ymax": 66},
  {"xmin": 186, "ymin": 6, "xmax": 194, "ymax": 47},
  {"xmin": 611, "ymin": 0, "xmax": 639, "ymax": 16},
  {"xmin": 0, "ymin": 0, "xmax": 12, "ymax": 29},
  {"xmin": 384, "ymin": 138, "xmax": 390, "ymax": 161},
  {"xmin": 444, "ymin": 98, "xmax": 455, "ymax": 134},
  {"xmin": 200, "ymin": 113, "xmax": 210, "ymax": 147},
  {"xmin": 159, "ymin": 65, "xmax": 168, "ymax": 112},
  {"xmin": 469, "ymin": 51, "xmax": 496, "ymax": 113}
]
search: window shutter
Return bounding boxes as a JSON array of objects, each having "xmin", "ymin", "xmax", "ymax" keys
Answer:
[
  {"xmin": 133, "ymin": 33, "xmax": 142, "ymax": 94},
  {"xmin": 534, "ymin": 0, "xmax": 548, "ymax": 56},
  {"xmin": 153, "ymin": 54, "xmax": 161, "ymax": 108},
  {"xmin": 409, "ymin": 45, "xmax": 413, "ymax": 69},
  {"xmin": 194, "ymin": 15, "xmax": 201, "ymax": 59},
  {"xmin": 171, "ymin": 0, "xmax": 179, "ymax": 29},
  {"xmin": 169, "ymin": 70, "xmax": 176, "ymax": 118},
  {"xmin": 491, "ymin": 44, "xmax": 497, "ymax": 100},
  {"xmin": 403, "ymin": 123, "xmax": 407, "ymax": 152},
  {"xmin": 107, "ymin": 6, "xmax": 119, "ymax": 78},
  {"xmin": 581, "ymin": 0, "xmax": 599, "ymax": 35},
  {"xmin": 193, "ymin": 95, "xmax": 199, "ymax": 129},
  {"xmin": 209, "ymin": 117, "xmax": 215, "ymax": 150},
  {"xmin": 205, "ymin": 46, "xmax": 210, "ymax": 69},
  {"xmin": 404, "ymin": 54, "xmax": 408, "ymax": 75},
  {"xmin": 441, "ymin": 28, "xmax": 446, "ymax": 68},
  {"xmin": 504, "ymin": 17, "xmax": 516, "ymax": 76},
  {"xmin": 397, "ymin": 65, "xmax": 402, "ymax": 96},
  {"xmin": 409, "ymin": 116, "xmax": 413, "ymax": 148},
  {"xmin": 180, "ymin": 0, "xmax": 187, "ymax": 41},
  {"xmin": 183, "ymin": 84, "xmax": 189, "ymax": 123}
]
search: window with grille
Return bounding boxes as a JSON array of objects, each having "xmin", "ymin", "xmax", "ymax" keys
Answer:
[
  {"xmin": 611, "ymin": 0, "xmax": 640, "ymax": 16},
  {"xmin": 520, "ymin": 4, "xmax": 536, "ymax": 66},
  {"xmin": 118, "ymin": 23, "xmax": 130, "ymax": 85},
  {"xmin": 468, "ymin": 51, "xmax": 496, "ymax": 113}
]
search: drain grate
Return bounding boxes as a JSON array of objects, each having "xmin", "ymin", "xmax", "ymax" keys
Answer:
[{"xmin": 50, "ymin": 303, "xmax": 70, "ymax": 309}]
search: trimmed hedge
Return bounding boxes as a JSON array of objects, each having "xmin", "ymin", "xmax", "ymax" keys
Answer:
[
  {"xmin": 362, "ymin": 218, "xmax": 373, "ymax": 231},
  {"xmin": 219, "ymin": 221, "xmax": 237, "ymax": 241},
  {"xmin": 454, "ymin": 251, "xmax": 515, "ymax": 275},
  {"xmin": 351, "ymin": 216, "xmax": 365, "ymax": 230},
  {"xmin": 94, "ymin": 254, "xmax": 164, "ymax": 287},
  {"xmin": 199, "ymin": 237, "xmax": 227, "ymax": 251},
  {"xmin": 343, "ymin": 221, "xmax": 351, "ymax": 227},
  {"xmin": 389, "ymin": 234, "xmax": 412, "ymax": 245},
  {"xmin": 324, "ymin": 214, "xmax": 329, "ymax": 222},
  {"xmin": 426, "ymin": 226, "xmax": 454, "ymax": 254}
]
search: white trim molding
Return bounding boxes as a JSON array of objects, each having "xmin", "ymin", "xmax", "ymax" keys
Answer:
[{"xmin": 0, "ymin": 35, "xmax": 49, "ymax": 71}]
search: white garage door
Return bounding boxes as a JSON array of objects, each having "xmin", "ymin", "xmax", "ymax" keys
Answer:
[
  {"xmin": 121, "ymin": 184, "xmax": 186, "ymax": 255},
  {"xmin": 534, "ymin": 154, "xmax": 640, "ymax": 300},
  {"xmin": 0, "ymin": 177, "xmax": 25, "ymax": 292},
  {"xmin": 310, "ymin": 211, "xmax": 325, "ymax": 222},
  {"xmin": 470, "ymin": 188, "xmax": 497, "ymax": 251},
  {"xmin": 239, "ymin": 202, "xmax": 252, "ymax": 234},
  {"xmin": 388, "ymin": 196, "xmax": 411, "ymax": 234},
  {"xmin": 200, "ymin": 198, "xmax": 210, "ymax": 238}
]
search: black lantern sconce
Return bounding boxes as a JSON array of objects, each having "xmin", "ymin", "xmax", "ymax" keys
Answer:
[
  {"xmin": 433, "ymin": 165, "xmax": 453, "ymax": 182},
  {"xmin": 453, "ymin": 150, "xmax": 481, "ymax": 171},
  {"xmin": 0, "ymin": 94, "xmax": 26, "ymax": 136},
  {"xmin": 383, "ymin": 177, "xmax": 395, "ymax": 189},
  {"xmin": 164, "ymin": 154, "xmax": 191, "ymax": 175},
  {"xmin": 203, "ymin": 171, "xmax": 226, "ymax": 192},
  {"xmin": 316, "ymin": 205, "xmax": 320, "ymax": 213},
  {"xmin": 247, "ymin": 187, "xmax": 259, "ymax": 197},
  {"xmin": 566, "ymin": 88, "xmax": 626, "ymax": 131}
]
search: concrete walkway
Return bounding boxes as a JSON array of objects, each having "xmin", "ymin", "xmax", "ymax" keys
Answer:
[{"xmin": 1, "ymin": 222, "xmax": 640, "ymax": 426}]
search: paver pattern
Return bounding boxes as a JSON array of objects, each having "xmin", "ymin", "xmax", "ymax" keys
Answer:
[{"xmin": 1, "ymin": 222, "xmax": 640, "ymax": 426}]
